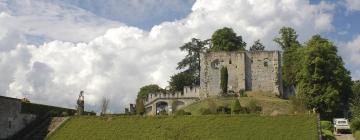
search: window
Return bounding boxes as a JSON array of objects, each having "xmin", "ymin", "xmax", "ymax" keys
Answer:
[
  {"xmin": 229, "ymin": 59, "xmax": 232, "ymax": 64},
  {"xmin": 264, "ymin": 61, "xmax": 268, "ymax": 67}
]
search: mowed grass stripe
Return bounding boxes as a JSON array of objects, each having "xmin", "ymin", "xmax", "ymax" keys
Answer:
[{"xmin": 47, "ymin": 115, "xmax": 317, "ymax": 140}]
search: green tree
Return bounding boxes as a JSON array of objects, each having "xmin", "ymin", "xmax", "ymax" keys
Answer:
[
  {"xmin": 274, "ymin": 27, "xmax": 301, "ymax": 87},
  {"xmin": 169, "ymin": 72, "xmax": 195, "ymax": 91},
  {"xmin": 220, "ymin": 67, "xmax": 228, "ymax": 94},
  {"xmin": 232, "ymin": 99, "xmax": 241, "ymax": 114},
  {"xmin": 296, "ymin": 35, "xmax": 352, "ymax": 113},
  {"xmin": 210, "ymin": 27, "xmax": 246, "ymax": 51},
  {"xmin": 177, "ymin": 38, "xmax": 208, "ymax": 85},
  {"xmin": 136, "ymin": 98, "xmax": 145, "ymax": 115},
  {"xmin": 351, "ymin": 81, "xmax": 360, "ymax": 118},
  {"xmin": 137, "ymin": 84, "xmax": 163, "ymax": 99},
  {"xmin": 250, "ymin": 40, "xmax": 265, "ymax": 51}
]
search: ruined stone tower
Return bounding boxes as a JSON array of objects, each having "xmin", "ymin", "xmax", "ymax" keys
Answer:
[
  {"xmin": 200, "ymin": 51, "xmax": 283, "ymax": 97},
  {"xmin": 77, "ymin": 91, "xmax": 84, "ymax": 115}
]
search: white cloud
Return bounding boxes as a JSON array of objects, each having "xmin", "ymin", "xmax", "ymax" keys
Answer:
[
  {"xmin": 345, "ymin": 0, "xmax": 360, "ymax": 11},
  {"xmin": 339, "ymin": 35, "xmax": 360, "ymax": 80},
  {"xmin": 0, "ymin": 0, "xmax": 121, "ymax": 45},
  {"xmin": 0, "ymin": 0, "xmax": 336, "ymax": 112}
]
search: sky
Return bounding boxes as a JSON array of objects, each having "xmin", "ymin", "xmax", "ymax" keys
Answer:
[{"xmin": 0, "ymin": 0, "xmax": 359, "ymax": 113}]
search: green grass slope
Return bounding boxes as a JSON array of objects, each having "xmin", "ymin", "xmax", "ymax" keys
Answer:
[
  {"xmin": 47, "ymin": 115, "xmax": 317, "ymax": 140},
  {"xmin": 355, "ymin": 131, "xmax": 360, "ymax": 140},
  {"xmin": 183, "ymin": 91, "xmax": 292, "ymax": 115}
]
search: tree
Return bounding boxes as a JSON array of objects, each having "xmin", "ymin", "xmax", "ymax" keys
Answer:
[
  {"xmin": 351, "ymin": 81, "xmax": 360, "ymax": 118},
  {"xmin": 100, "ymin": 97, "xmax": 109, "ymax": 116},
  {"xmin": 177, "ymin": 38, "xmax": 208, "ymax": 85},
  {"xmin": 169, "ymin": 72, "xmax": 195, "ymax": 91},
  {"xmin": 137, "ymin": 84, "xmax": 163, "ymax": 99},
  {"xmin": 296, "ymin": 35, "xmax": 352, "ymax": 113},
  {"xmin": 210, "ymin": 27, "xmax": 246, "ymax": 51},
  {"xmin": 274, "ymin": 27, "xmax": 301, "ymax": 87},
  {"xmin": 136, "ymin": 98, "xmax": 145, "ymax": 115},
  {"xmin": 274, "ymin": 27, "xmax": 300, "ymax": 50},
  {"xmin": 232, "ymin": 99, "xmax": 241, "ymax": 114},
  {"xmin": 250, "ymin": 40, "xmax": 265, "ymax": 51},
  {"xmin": 220, "ymin": 67, "xmax": 228, "ymax": 94}
]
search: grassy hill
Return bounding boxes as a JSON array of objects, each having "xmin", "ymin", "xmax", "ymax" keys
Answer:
[
  {"xmin": 183, "ymin": 91, "xmax": 293, "ymax": 115},
  {"xmin": 47, "ymin": 115, "xmax": 317, "ymax": 140}
]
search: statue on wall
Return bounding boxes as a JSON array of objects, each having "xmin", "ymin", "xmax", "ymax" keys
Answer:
[{"xmin": 77, "ymin": 91, "xmax": 84, "ymax": 115}]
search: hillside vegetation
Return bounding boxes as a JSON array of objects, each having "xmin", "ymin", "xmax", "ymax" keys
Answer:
[
  {"xmin": 47, "ymin": 115, "xmax": 317, "ymax": 140},
  {"xmin": 183, "ymin": 91, "xmax": 293, "ymax": 116}
]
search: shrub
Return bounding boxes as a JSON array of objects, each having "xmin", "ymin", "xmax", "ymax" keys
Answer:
[
  {"xmin": 217, "ymin": 106, "xmax": 231, "ymax": 114},
  {"xmin": 200, "ymin": 108, "xmax": 213, "ymax": 115},
  {"xmin": 239, "ymin": 90, "xmax": 247, "ymax": 97},
  {"xmin": 289, "ymin": 96, "xmax": 307, "ymax": 113},
  {"xmin": 232, "ymin": 99, "xmax": 242, "ymax": 114},
  {"xmin": 322, "ymin": 129, "xmax": 335, "ymax": 140},
  {"xmin": 320, "ymin": 121, "xmax": 333, "ymax": 131},
  {"xmin": 351, "ymin": 117, "xmax": 360, "ymax": 132},
  {"xmin": 208, "ymin": 99, "xmax": 218, "ymax": 113},
  {"xmin": 174, "ymin": 109, "xmax": 191, "ymax": 116},
  {"xmin": 247, "ymin": 99, "xmax": 262, "ymax": 113},
  {"xmin": 220, "ymin": 67, "xmax": 228, "ymax": 94}
]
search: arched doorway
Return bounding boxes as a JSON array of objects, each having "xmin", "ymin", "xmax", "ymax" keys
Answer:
[{"xmin": 156, "ymin": 101, "xmax": 168, "ymax": 115}]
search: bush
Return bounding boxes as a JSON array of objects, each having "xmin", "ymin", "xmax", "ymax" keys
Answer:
[
  {"xmin": 239, "ymin": 90, "xmax": 247, "ymax": 97},
  {"xmin": 320, "ymin": 121, "xmax": 333, "ymax": 131},
  {"xmin": 232, "ymin": 99, "xmax": 242, "ymax": 114},
  {"xmin": 247, "ymin": 99, "xmax": 262, "ymax": 113},
  {"xmin": 217, "ymin": 106, "xmax": 231, "ymax": 114},
  {"xmin": 200, "ymin": 108, "xmax": 213, "ymax": 115},
  {"xmin": 351, "ymin": 117, "xmax": 360, "ymax": 132},
  {"xmin": 289, "ymin": 96, "xmax": 307, "ymax": 113},
  {"xmin": 174, "ymin": 109, "xmax": 191, "ymax": 116},
  {"xmin": 322, "ymin": 129, "xmax": 335, "ymax": 140},
  {"xmin": 220, "ymin": 67, "xmax": 228, "ymax": 94}
]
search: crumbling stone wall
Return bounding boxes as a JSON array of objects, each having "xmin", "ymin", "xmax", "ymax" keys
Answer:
[
  {"xmin": 0, "ymin": 96, "xmax": 36, "ymax": 139},
  {"xmin": 200, "ymin": 51, "xmax": 283, "ymax": 97},
  {"xmin": 200, "ymin": 52, "xmax": 246, "ymax": 97}
]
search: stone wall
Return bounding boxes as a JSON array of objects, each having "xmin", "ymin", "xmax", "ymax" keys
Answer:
[
  {"xmin": 248, "ymin": 51, "xmax": 283, "ymax": 96},
  {"xmin": 200, "ymin": 52, "xmax": 246, "ymax": 97},
  {"xmin": 0, "ymin": 96, "xmax": 36, "ymax": 139},
  {"xmin": 200, "ymin": 51, "xmax": 283, "ymax": 97}
]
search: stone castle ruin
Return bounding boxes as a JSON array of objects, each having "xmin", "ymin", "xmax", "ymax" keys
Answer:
[{"xmin": 144, "ymin": 51, "xmax": 283, "ymax": 115}]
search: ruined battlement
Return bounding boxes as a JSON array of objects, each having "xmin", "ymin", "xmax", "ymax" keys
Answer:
[
  {"xmin": 144, "ymin": 86, "xmax": 200, "ymax": 106},
  {"xmin": 200, "ymin": 51, "xmax": 283, "ymax": 97}
]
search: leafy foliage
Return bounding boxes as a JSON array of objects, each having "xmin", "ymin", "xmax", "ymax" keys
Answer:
[
  {"xmin": 137, "ymin": 84, "xmax": 163, "ymax": 99},
  {"xmin": 296, "ymin": 35, "xmax": 352, "ymax": 113},
  {"xmin": 274, "ymin": 27, "xmax": 301, "ymax": 87},
  {"xmin": 220, "ymin": 67, "xmax": 228, "ymax": 94},
  {"xmin": 177, "ymin": 38, "xmax": 208, "ymax": 85},
  {"xmin": 169, "ymin": 72, "xmax": 195, "ymax": 91},
  {"xmin": 210, "ymin": 27, "xmax": 246, "ymax": 52},
  {"xmin": 232, "ymin": 99, "xmax": 242, "ymax": 114},
  {"xmin": 250, "ymin": 40, "xmax": 265, "ymax": 51},
  {"xmin": 274, "ymin": 27, "xmax": 300, "ymax": 50},
  {"xmin": 351, "ymin": 80, "xmax": 360, "ymax": 118},
  {"xmin": 247, "ymin": 99, "xmax": 262, "ymax": 113}
]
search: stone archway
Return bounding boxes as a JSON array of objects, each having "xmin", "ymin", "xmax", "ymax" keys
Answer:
[{"xmin": 156, "ymin": 101, "xmax": 168, "ymax": 115}]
